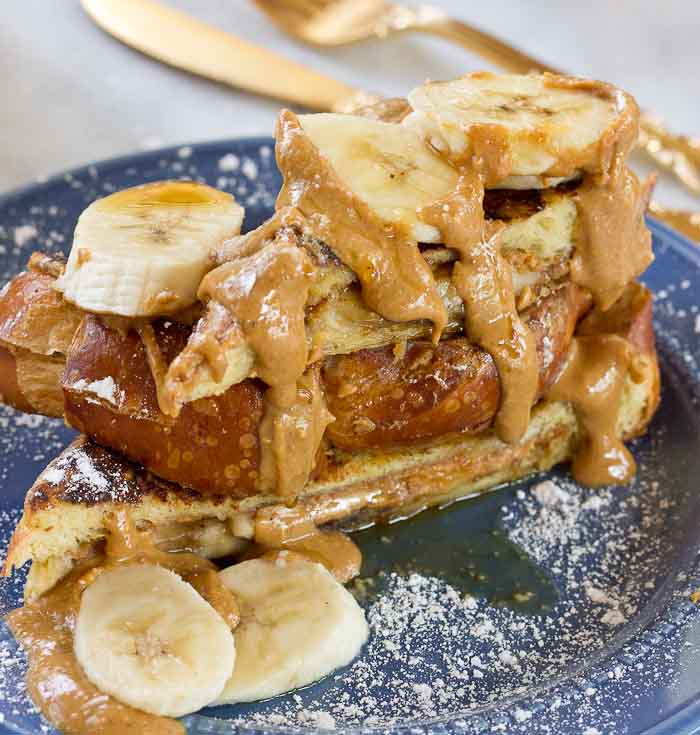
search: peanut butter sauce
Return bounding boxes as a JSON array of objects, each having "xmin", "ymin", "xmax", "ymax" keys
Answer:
[
  {"xmin": 258, "ymin": 366, "xmax": 334, "ymax": 496},
  {"xmin": 275, "ymin": 109, "xmax": 448, "ymax": 341},
  {"xmin": 252, "ymin": 501, "xmax": 362, "ymax": 583},
  {"xmin": 6, "ymin": 512, "xmax": 240, "ymax": 735},
  {"xmin": 198, "ymin": 212, "xmax": 333, "ymax": 496},
  {"xmin": 548, "ymin": 334, "xmax": 634, "ymax": 485},
  {"xmin": 420, "ymin": 173, "xmax": 539, "ymax": 443},
  {"xmin": 199, "ymin": 223, "xmax": 315, "ymax": 391},
  {"xmin": 572, "ymin": 168, "xmax": 654, "ymax": 310}
]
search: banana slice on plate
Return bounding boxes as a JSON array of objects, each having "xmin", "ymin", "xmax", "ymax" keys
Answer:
[
  {"xmin": 56, "ymin": 181, "xmax": 244, "ymax": 317},
  {"xmin": 404, "ymin": 72, "xmax": 638, "ymax": 185},
  {"xmin": 74, "ymin": 564, "xmax": 235, "ymax": 718},
  {"xmin": 214, "ymin": 554, "xmax": 369, "ymax": 704},
  {"xmin": 298, "ymin": 113, "xmax": 459, "ymax": 243}
]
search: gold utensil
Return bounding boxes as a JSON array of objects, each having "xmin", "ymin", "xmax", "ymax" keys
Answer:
[
  {"xmin": 81, "ymin": 0, "xmax": 374, "ymax": 111},
  {"xmin": 648, "ymin": 203, "xmax": 700, "ymax": 243},
  {"xmin": 254, "ymin": 0, "xmax": 700, "ymax": 198},
  {"xmin": 80, "ymin": 0, "xmax": 699, "ymax": 243}
]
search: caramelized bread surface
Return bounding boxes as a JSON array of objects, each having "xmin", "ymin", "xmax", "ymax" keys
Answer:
[
  {"xmin": 4, "ymin": 282, "xmax": 659, "ymax": 598},
  {"xmin": 63, "ymin": 318, "xmax": 266, "ymax": 496},
  {"xmin": 325, "ymin": 283, "xmax": 591, "ymax": 450},
  {"xmin": 0, "ymin": 269, "xmax": 653, "ymax": 498}
]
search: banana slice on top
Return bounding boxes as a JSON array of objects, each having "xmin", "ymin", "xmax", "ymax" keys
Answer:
[
  {"xmin": 56, "ymin": 181, "xmax": 244, "ymax": 317},
  {"xmin": 74, "ymin": 564, "xmax": 235, "ymax": 718},
  {"xmin": 214, "ymin": 555, "xmax": 368, "ymax": 704},
  {"xmin": 298, "ymin": 113, "xmax": 459, "ymax": 243},
  {"xmin": 404, "ymin": 72, "xmax": 638, "ymax": 185}
]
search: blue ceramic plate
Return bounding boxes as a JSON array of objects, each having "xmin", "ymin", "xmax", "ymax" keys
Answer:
[{"xmin": 1, "ymin": 139, "xmax": 700, "ymax": 735}]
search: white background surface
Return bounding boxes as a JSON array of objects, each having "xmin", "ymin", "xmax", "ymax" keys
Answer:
[{"xmin": 2, "ymin": 0, "xmax": 699, "ymax": 209}]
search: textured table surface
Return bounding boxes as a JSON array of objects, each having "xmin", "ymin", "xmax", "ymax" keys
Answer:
[{"xmin": 1, "ymin": 0, "xmax": 699, "ymax": 210}]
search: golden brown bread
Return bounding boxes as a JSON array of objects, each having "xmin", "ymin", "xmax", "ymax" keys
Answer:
[
  {"xmin": 65, "ymin": 283, "xmax": 589, "ymax": 492},
  {"xmin": 3, "ymin": 281, "xmax": 659, "ymax": 600},
  {"xmin": 0, "ymin": 345, "xmax": 34, "ymax": 414},
  {"xmin": 0, "ymin": 261, "xmax": 83, "ymax": 416},
  {"xmin": 324, "ymin": 283, "xmax": 591, "ymax": 450},
  {"xmin": 63, "ymin": 317, "xmax": 266, "ymax": 496},
  {"xmin": 0, "ymin": 268, "xmax": 643, "ymax": 498},
  {"xmin": 0, "ymin": 265, "xmax": 83, "ymax": 357}
]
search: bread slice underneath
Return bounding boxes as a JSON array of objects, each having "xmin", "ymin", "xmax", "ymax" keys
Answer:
[{"xmin": 3, "ymin": 339, "xmax": 659, "ymax": 601}]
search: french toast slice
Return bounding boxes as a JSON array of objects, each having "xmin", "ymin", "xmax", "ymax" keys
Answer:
[
  {"xmin": 3, "ymin": 281, "xmax": 659, "ymax": 600},
  {"xmin": 5, "ymin": 281, "xmax": 588, "ymax": 495}
]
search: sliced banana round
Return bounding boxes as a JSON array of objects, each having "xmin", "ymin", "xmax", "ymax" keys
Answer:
[
  {"xmin": 298, "ymin": 112, "xmax": 459, "ymax": 243},
  {"xmin": 214, "ymin": 555, "xmax": 368, "ymax": 704},
  {"xmin": 74, "ymin": 563, "xmax": 236, "ymax": 718},
  {"xmin": 56, "ymin": 181, "xmax": 244, "ymax": 317},
  {"xmin": 404, "ymin": 72, "xmax": 638, "ymax": 185}
]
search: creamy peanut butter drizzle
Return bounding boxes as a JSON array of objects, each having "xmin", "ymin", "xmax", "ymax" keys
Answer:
[
  {"xmin": 199, "ymin": 217, "xmax": 315, "ymax": 390},
  {"xmin": 275, "ymin": 110, "xmax": 448, "ymax": 339},
  {"xmin": 572, "ymin": 167, "xmax": 654, "ymax": 310},
  {"xmin": 548, "ymin": 334, "xmax": 635, "ymax": 485},
  {"xmin": 191, "ymin": 208, "xmax": 332, "ymax": 497},
  {"xmin": 5, "ymin": 511, "xmax": 240, "ymax": 735},
  {"xmin": 253, "ymin": 506, "xmax": 362, "ymax": 584},
  {"xmin": 420, "ymin": 172, "xmax": 539, "ymax": 443},
  {"xmin": 258, "ymin": 366, "xmax": 334, "ymax": 496}
]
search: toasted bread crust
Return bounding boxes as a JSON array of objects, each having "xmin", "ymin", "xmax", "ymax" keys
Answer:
[
  {"xmin": 0, "ymin": 268, "xmax": 82, "ymax": 357},
  {"xmin": 2, "ymin": 280, "xmax": 660, "ymax": 600},
  {"xmin": 0, "ymin": 345, "xmax": 34, "ymax": 414},
  {"xmin": 324, "ymin": 283, "xmax": 590, "ymax": 450},
  {"xmin": 0, "ymin": 266, "xmax": 650, "ymax": 498},
  {"xmin": 63, "ymin": 317, "xmax": 266, "ymax": 495}
]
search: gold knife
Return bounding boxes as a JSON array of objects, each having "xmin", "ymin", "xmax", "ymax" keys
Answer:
[
  {"xmin": 81, "ymin": 0, "xmax": 373, "ymax": 111},
  {"xmin": 81, "ymin": 0, "xmax": 700, "ymax": 243}
]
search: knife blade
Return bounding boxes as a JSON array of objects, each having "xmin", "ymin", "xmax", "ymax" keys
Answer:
[{"xmin": 81, "ymin": 0, "xmax": 366, "ymax": 111}]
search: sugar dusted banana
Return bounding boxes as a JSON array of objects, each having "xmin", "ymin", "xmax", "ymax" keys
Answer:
[
  {"xmin": 299, "ymin": 113, "xmax": 459, "ymax": 243},
  {"xmin": 74, "ymin": 564, "xmax": 235, "ymax": 717},
  {"xmin": 215, "ymin": 555, "xmax": 368, "ymax": 703},
  {"xmin": 56, "ymin": 181, "xmax": 244, "ymax": 317},
  {"xmin": 404, "ymin": 72, "xmax": 638, "ymax": 184}
]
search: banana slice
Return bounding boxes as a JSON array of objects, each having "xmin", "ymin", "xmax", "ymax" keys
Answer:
[
  {"xmin": 56, "ymin": 181, "xmax": 244, "ymax": 317},
  {"xmin": 215, "ymin": 555, "xmax": 368, "ymax": 703},
  {"xmin": 74, "ymin": 564, "xmax": 236, "ymax": 717},
  {"xmin": 404, "ymin": 72, "xmax": 637, "ymax": 184},
  {"xmin": 298, "ymin": 113, "xmax": 459, "ymax": 243}
]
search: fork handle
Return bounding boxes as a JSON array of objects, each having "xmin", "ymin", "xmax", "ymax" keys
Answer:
[
  {"xmin": 420, "ymin": 16, "xmax": 554, "ymax": 75},
  {"xmin": 418, "ymin": 15, "xmax": 700, "ymax": 195}
]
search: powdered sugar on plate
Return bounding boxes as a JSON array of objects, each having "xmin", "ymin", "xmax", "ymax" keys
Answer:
[{"xmin": 1, "ymin": 146, "xmax": 700, "ymax": 735}]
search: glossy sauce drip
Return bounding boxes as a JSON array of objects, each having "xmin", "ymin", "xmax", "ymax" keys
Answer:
[
  {"xmin": 573, "ymin": 167, "xmax": 654, "ymax": 310},
  {"xmin": 6, "ymin": 512, "xmax": 240, "ymax": 735},
  {"xmin": 200, "ymin": 215, "xmax": 332, "ymax": 496},
  {"xmin": 253, "ymin": 508, "xmax": 362, "ymax": 584},
  {"xmin": 548, "ymin": 334, "xmax": 634, "ymax": 485},
  {"xmin": 420, "ymin": 173, "xmax": 539, "ymax": 443},
  {"xmin": 199, "ymin": 223, "xmax": 315, "ymax": 390},
  {"xmin": 275, "ymin": 109, "xmax": 448, "ymax": 341},
  {"xmin": 258, "ymin": 366, "xmax": 334, "ymax": 496}
]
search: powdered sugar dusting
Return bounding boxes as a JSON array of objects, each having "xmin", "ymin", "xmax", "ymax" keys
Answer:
[{"xmin": 70, "ymin": 377, "xmax": 121, "ymax": 407}]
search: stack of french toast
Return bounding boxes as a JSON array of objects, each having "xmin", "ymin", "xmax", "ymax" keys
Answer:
[{"xmin": 0, "ymin": 72, "xmax": 659, "ymax": 733}]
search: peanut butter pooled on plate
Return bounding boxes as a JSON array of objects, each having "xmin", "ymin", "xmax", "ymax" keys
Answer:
[{"xmin": 6, "ymin": 511, "xmax": 241, "ymax": 735}]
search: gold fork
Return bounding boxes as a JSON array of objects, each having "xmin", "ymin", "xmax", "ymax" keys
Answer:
[{"xmin": 254, "ymin": 0, "xmax": 700, "ymax": 202}]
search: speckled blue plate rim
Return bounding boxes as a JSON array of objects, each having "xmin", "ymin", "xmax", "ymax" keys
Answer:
[
  {"xmin": 0, "ymin": 139, "xmax": 699, "ymax": 735},
  {"xmin": 0, "ymin": 137, "xmax": 276, "ymax": 208}
]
